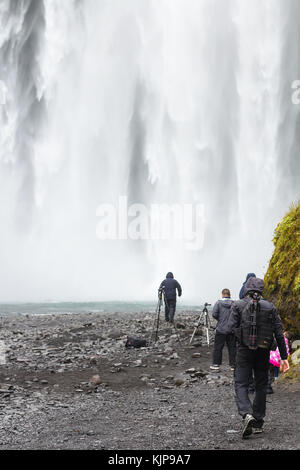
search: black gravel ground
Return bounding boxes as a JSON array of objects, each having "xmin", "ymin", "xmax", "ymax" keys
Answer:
[{"xmin": 0, "ymin": 311, "xmax": 299, "ymax": 455}]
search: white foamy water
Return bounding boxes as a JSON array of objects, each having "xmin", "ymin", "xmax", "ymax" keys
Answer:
[{"xmin": 0, "ymin": 0, "xmax": 299, "ymax": 304}]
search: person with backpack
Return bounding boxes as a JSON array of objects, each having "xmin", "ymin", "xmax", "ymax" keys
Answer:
[
  {"xmin": 159, "ymin": 272, "xmax": 182, "ymax": 323},
  {"xmin": 210, "ymin": 288, "xmax": 236, "ymax": 372},
  {"xmin": 226, "ymin": 277, "xmax": 289, "ymax": 438}
]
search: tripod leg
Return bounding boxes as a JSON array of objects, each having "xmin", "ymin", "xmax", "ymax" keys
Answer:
[
  {"xmin": 150, "ymin": 298, "xmax": 162, "ymax": 345},
  {"xmin": 155, "ymin": 299, "xmax": 162, "ymax": 342},
  {"xmin": 206, "ymin": 327, "xmax": 210, "ymax": 347},
  {"xmin": 189, "ymin": 314, "xmax": 203, "ymax": 344},
  {"xmin": 149, "ymin": 314, "xmax": 157, "ymax": 344},
  {"xmin": 203, "ymin": 311, "xmax": 210, "ymax": 347},
  {"xmin": 172, "ymin": 321, "xmax": 183, "ymax": 347}
]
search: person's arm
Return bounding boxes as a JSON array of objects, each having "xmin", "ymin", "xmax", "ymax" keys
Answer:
[
  {"xmin": 226, "ymin": 302, "xmax": 241, "ymax": 334},
  {"xmin": 273, "ymin": 308, "xmax": 289, "ymax": 373},
  {"xmin": 176, "ymin": 281, "xmax": 182, "ymax": 297},
  {"xmin": 212, "ymin": 302, "xmax": 220, "ymax": 320},
  {"xmin": 273, "ymin": 308, "xmax": 288, "ymax": 360},
  {"xmin": 280, "ymin": 359, "xmax": 289, "ymax": 373}
]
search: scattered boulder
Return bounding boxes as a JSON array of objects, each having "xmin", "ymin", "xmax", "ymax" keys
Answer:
[
  {"xmin": 89, "ymin": 375, "xmax": 102, "ymax": 386},
  {"xmin": 108, "ymin": 329, "xmax": 123, "ymax": 339},
  {"xmin": 291, "ymin": 348, "xmax": 300, "ymax": 366},
  {"xmin": 291, "ymin": 340, "xmax": 300, "ymax": 350},
  {"xmin": 173, "ymin": 376, "xmax": 185, "ymax": 386},
  {"xmin": 89, "ymin": 356, "xmax": 99, "ymax": 365},
  {"xmin": 185, "ymin": 368, "xmax": 196, "ymax": 374}
]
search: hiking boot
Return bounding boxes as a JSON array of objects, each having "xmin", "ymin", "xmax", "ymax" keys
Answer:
[
  {"xmin": 252, "ymin": 419, "xmax": 264, "ymax": 435},
  {"xmin": 252, "ymin": 425, "xmax": 264, "ymax": 435},
  {"xmin": 242, "ymin": 414, "xmax": 256, "ymax": 439},
  {"xmin": 210, "ymin": 365, "xmax": 220, "ymax": 371}
]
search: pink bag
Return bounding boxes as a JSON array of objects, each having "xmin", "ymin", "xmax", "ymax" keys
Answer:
[{"xmin": 269, "ymin": 337, "xmax": 289, "ymax": 367}]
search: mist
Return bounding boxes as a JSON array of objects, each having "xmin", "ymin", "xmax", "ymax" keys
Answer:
[{"xmin": 0, "ymin": 0, "xmax": 299, "ymax": 304}]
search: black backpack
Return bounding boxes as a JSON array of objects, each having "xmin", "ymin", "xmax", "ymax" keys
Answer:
[
  {"xmin": 125, "ymin": 336, "xmax": 147, "ymax": 349},
  {"xmin": 236, "ymin": 294, "xmax": 275, "ymax": 350}
]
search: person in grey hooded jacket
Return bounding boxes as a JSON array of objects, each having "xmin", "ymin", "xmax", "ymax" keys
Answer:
[{"xmin": 210, "ymin": 288, "xmax": 236, "ymax": 371}]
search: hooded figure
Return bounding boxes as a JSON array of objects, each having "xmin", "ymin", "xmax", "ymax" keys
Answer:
[
  {"xmin": 239, "ymin": 273, "xmax": 256, "ymax": 299},
  {"xmin": 227, "ymin": 276, "xmax": 289, "ymax": 437},
  {"xmin": 159, "ymin": 272, "xmax": 182, "ymax": 300},
  {"xmin": 243, "ymin": 277, "xmax": 264, "ymax": 297},
  {"xmin": 159, "ymin": 272, "xmax": 182, "ymax": 323}
]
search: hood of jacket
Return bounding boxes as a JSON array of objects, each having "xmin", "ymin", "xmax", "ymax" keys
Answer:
[
  {"xmin": 219, "ymin": 298, "xmax": 233, "ymax": 308},
  {"xmin": 244, "ymin": 277, "xmax": 264, "ymax": 296},
  {"xmin": 166, "ymin": 272, "xmax": 174, "ymax": 279},
  {"xmin": 243, "ymin": 273, "xmax": 256, "ymax": 284}
]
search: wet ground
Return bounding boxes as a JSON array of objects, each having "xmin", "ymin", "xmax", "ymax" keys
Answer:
[{"xmin": 0, "ymin": 311, "xmax": 299, "ymax": 451}]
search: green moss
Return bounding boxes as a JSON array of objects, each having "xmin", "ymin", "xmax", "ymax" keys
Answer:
[
  {"xmin": 277, "ymin": 363, "xmax": 300, "ymax": 384},
  {"xmin": 264, "ymin": 201, "xmax": 300, "ymax": 336}
]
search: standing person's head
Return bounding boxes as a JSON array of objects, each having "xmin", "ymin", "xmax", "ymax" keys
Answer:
[{"xmin": 222, "ymin": 288, "xmax": 231, "ymax": 298}]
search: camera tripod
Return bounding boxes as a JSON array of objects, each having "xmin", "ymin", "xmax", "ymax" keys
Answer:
[
  {"xmin": 149, "ymin": 287, "xmax": 182, "ymax": 347},
  {"xmin": 189, "ymin": 302, "xmax": 212, "ymax": 346}
]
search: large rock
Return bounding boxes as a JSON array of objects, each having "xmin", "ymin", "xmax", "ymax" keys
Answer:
[
  {"xmin": 291, "ymin": 348, "xmax": 300, "ymax": 366},
  {"xmin": 264, "ymin": 202, "xmax": 300, "ymax": 336}
]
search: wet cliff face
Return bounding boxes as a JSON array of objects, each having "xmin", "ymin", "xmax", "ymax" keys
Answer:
[{"xmin": 264, "ymin": 202, "xmax": 300, "ymax": 336}]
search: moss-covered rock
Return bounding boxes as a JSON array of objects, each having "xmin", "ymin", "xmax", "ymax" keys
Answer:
[
  {"xmin": 264, "ymin": 202, "xmax": 300, "ymax": 336},
  {"xmin": 277, "ymin": 362, "xmax": 300, "ymax": 384}
]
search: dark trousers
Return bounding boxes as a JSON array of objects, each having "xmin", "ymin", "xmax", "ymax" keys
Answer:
[
  {"xmin": 165, "ymin": 298, "xmax": 176, "ymax": 322},
  {"xmin": 234, "ymin": 346, "xmax": 270, "ymax": 421},
  {"xmin": 213, "ymin": 332, "xmax": 236, "ymax": 367}
]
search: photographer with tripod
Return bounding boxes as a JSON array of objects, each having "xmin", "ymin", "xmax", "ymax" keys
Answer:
[{"xmin": 159, "ymin": 272, "xmax": 182, "ymax": 324}]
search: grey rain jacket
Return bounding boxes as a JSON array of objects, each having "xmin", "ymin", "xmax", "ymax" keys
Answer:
[{"xmin": 212, "ymin": 298, "xmax": 234, "ymax": 334}]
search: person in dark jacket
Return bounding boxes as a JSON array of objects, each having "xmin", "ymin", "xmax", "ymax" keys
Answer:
[
  {"xmin": 226, "ymin": 277, "xmax": 289, "ymax": 438},
  {"xmin": 210, "ymin": 288, "xmax": 236, "ymax": 371},
  {"xmin": 239, "ymin": 273, "xmax": 256, "ymax": 299},
  {"xmin": 159, "ymin": 272, "xmax": 182, "ymax": 323}
]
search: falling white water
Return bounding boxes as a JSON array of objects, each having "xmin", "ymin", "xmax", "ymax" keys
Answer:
[{"xmin": 0, "ymin": 0, "xmax": 299, "ymax": 304}]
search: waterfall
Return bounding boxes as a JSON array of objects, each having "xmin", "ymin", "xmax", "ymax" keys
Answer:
[{"xmin": 0, "ymin": 0, "xmax": 299, "ymax": 303}]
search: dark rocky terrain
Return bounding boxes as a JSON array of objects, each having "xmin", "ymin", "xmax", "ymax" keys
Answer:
[{"xmin": 0, "ymin": 311, "xmax": 299, "ymax": 451}]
